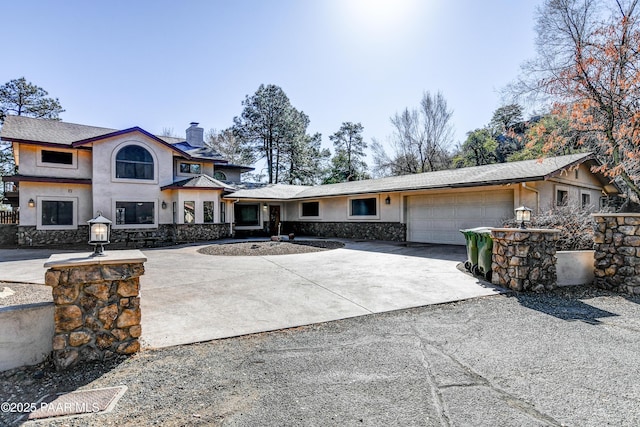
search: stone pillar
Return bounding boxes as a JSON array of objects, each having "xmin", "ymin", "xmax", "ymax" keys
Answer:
[
  {"xmin": 592, "ymin": 213, "xmax": 640, "ymax": 295},
  {"xmin": 491, "ymin": 228, "xmax": 560, "ymax": 292},
  {"xmin": 44, "ymin": 250, "xmax": 147, "ymax": 370}
]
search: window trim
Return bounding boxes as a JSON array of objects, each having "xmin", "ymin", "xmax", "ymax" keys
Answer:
[
  {"xmin": 203, "ymin": 201, "xmax": 215, "ymax": 223},
  {"xmin": 36, "ymin": 147, "xmax": 77, "ymax": 169},
  {"xmin": 112, "ymin": 199, "xmax": 158, "ymax": 229},
  {"xmin": 580, "ymin": 191, "xmax": 592, "ymax": 209},
  {"xmin": 348, "ymin": 196, "xmax": 379, "ymax": 220},
  {"xmin": 234, "ymin": 203, "xmax": 261, "ymax": 228},
  {"xmin": 555, "ymin": 186, "xmax": 570, "ymax": 207},
  {"xmin": 184, "ymin": 200, "xmax": 196, "ymax": 224},
  {"xmin": 111, "ymin": 141, "xmax": 158, "ymax": 184},
  {"xmin": 36, "ymin": 196, "xmax": 78, "ymax": 230},
  {"xmin": 178, "ymin": 162, "xmax": 203, "ymax": 176},
  {"xmin": 300, "ymin": 201, "xmax": 321, "ymax": 219}
]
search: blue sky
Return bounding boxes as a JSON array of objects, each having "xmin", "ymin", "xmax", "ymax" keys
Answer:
[{"xmin": 2, "ymin": 0, "xmax": 541, "ymax": 158}]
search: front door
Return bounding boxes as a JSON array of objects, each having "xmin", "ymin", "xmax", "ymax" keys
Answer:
[{"xmin": 269, "ymin": 205, "xmax": 281, "ymax": 236}]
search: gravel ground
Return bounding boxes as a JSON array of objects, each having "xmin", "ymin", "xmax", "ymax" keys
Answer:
[
  {"xmin": 0, "ymin": 282, "xmax": 52, "ymax": 307},
  {"xmin": 197, "ymin": 240, "xmax": 344, "ymax": 256},
  {"xmin": 1, "ymin": 285, "xmax": 639, "ymax": 426}
]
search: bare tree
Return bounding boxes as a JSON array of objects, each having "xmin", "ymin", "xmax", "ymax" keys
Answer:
[{"xmin": 373, "ymin": 91, "xmax": 453, "ymax": 176}]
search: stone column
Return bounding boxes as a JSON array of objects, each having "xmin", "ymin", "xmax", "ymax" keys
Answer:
[
  {"xmin": 491, "ymin": 228, "xmax": 560, "ymax": 292},
  {"xmin": 592, "ymin": 213, "xmax": 640, "ymax": 295},
  {"xmin": 44, "ymin": 250, "xmax": 147, "ymax": 370}
]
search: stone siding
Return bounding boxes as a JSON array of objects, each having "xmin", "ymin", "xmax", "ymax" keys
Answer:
[
  {"xmin": 0, "ymin": 224, "xmax": 17, "ymax": 247},
  {"xmin": 17, "ymin": 223, "xmax": 231, "ymax": 248},
  {"xmin": 45, "ymin": 257, "xmax": 145, "ymax": 370},
  {"xmin": 592, "ymin": 214, "xmax": 640, "ymax": 295},
  {"xmin": 18, "ymin": 225, "xmax": 89, "ymax": 246},
  {"xmin": 282, "ymin": 221, "xmax": 406, "ymax": 242},
  {"xmin": 491, "ymin": 228, "xmax": 559, "ymax": 292}
]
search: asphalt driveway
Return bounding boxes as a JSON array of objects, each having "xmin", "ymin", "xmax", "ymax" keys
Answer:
[{"xmin": 0, "ymin": 239, "xmax": 501, "ymax": 349}]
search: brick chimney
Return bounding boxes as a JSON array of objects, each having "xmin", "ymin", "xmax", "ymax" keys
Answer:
[{"xmin": 186, "ymin": 122, "xmax": 204, "ymax": 147}]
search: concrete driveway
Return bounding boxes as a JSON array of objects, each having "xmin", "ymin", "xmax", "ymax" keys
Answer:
[
  {"xmin": 139, "ymin": 240, "xmax": 501, "ymax": 348},
  {"xmin": 0, "ymin": 240, "xmax": 502, "ymax": 349}
]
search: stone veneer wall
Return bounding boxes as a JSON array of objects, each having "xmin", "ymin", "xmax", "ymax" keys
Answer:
[
  {"xmin": 491, "ymin": 228, "xmax": 559, "ymax": 292},
  {"xmin": 592, "ymin": 213, "xmax": 640, "ymax": 295},
  {"xmin": 45, "ymin": 255, "xmax": 145, "ymax": 370},
  {"xmin": 0, "ymin": 224, "xmax": 18, "ymax": 246},
  {"xmin": 16, "ymin": 223, "xmax": 231, "ymax": 247},
  {"xmin": 18, "ymin": 225, "xmax": 89, "ymax": 246},
  {"xmin": 281, "ymin": 221, "xmax": 406, "ymax": 242}
]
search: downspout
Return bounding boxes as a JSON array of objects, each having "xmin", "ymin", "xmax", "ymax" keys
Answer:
[{"xmin": 521, "ymin": 182, "xmax": 540, "ymax": 214}]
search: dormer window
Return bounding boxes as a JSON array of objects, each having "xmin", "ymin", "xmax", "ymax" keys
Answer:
[
  {"xmin": 214, "ymin": 171, "xmax": 227, "ymax": 181},
  {"xmin": 115, "ymin": 145, "xmax": 154, "ymax": 180}
]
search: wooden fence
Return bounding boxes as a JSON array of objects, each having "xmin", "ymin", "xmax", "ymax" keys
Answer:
[{"xmin": 0, "ymin": 211, "xmax": 19, "ymax": 224}]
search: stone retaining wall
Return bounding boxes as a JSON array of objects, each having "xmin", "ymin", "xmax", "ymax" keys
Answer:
[
  {"xmin": 592, "ymin": 213, "xmax": 640, "ymax": 295},
  {"xmin": 282, "ymin": 221, "xmax": 406, "ymax": 242},
  {"xmin": 44, "ymin": 251, "xmax": 146, "ymax": 370},
  {"xmin": 491, "ymin": 228, "xmax": 559, "ymax": 292}
]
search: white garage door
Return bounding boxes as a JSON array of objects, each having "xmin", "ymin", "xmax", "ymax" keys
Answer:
[{"xmin": 407, "ymin": 190, "xmax": 514, "ymax": 245}]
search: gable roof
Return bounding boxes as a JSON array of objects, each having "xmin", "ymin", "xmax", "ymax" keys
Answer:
[{"xmin": 228, "ymin": 153, "xmax": 610, "ymax": 200}]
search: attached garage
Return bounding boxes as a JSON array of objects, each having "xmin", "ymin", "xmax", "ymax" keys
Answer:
[{"xmin": 407, "ymin": 189, "xmax": 514, "ymax": 245}]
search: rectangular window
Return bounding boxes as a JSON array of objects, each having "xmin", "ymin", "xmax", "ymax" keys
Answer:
[
  {"xmin": 581, "ymin": 193, "xmax": 591, "ymax": 209},
  {"xmin": 184, "ymin": 201, "xmax": 195, "ymax": 224},
  {"xmin": 179, "ymin": 163, "xmax": 202, "ymax": 174},
  {"xmin": 41, "ymin": 201, "xmax": 73, "ymax": 226},
  {"xmin": 115, "ymin": 202, "xmax": 155, "ymax": 225},
  {"xmin": 351, "ymin": 197, "xmax": 377, "ymax": 216},
  {"xmin": 556, "ymin": 190, "xmax": 568, "ymax": 207},
  {"xmin": 220, "ymin": 202, "xmax": 226, "ymax": 223},
  {"xmin": 41, "ymin": 150, "xmax": 73, "ymax": 165},
  {"xmin": 235, "ymin": 204, "xmax": 260, "ymax": 226},
  {"xmin": 301, "ymin": 201, "xmax": 320, "ymax": 217},
  {"xmin": 203, "ymin": 201, "xmax": 214, "ymax": 223}
]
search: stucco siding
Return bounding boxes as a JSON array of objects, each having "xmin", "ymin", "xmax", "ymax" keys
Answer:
[
  {"xmin": 285, "ymin": 193, "xmax": 402, "ymax": 222},
  {"xmin": 90, "ymin": 133, "xmax": 174, "ymax": 227},
  {"xmin": 17, "ymin": 145, "xmax": 92, "ymax": 179},
  {"xmin": 18, "ymin": 182, "xmax": 92, "ymax": 227}
]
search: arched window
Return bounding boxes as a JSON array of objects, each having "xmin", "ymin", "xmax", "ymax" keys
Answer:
[
  {"xmin": 115, "ymin": 145, "xmax": 154, "ymax": 180},
  {"xmin": 214, "ymin": 171, "xmax": 227, "ymax": 181}
]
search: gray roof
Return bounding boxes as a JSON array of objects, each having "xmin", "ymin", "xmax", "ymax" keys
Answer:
[
  {"xmin": 228, "ymin": 153, "xmax": 597, "ymax": 200},
  {"xmin": 0, "ymin": 116, "xmax": 253, "ymax": 169},
  {"xmin": 228, "ymin": 184, "xmax": 313, "ymax": 200},
  {"xmin": 1, "ymin": 115, "xmax": 118, "ymax": 145},
  {"xmin": 162, "ymin": 174, "xmax": 235, "ymax": 191}
]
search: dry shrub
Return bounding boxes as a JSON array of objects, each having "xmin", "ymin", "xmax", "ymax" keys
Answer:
[{"xmin": 503, "ymin": 206, "xmax": 594, "ymax": 251}]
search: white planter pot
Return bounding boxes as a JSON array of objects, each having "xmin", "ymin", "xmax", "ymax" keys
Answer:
[{"xmin": 556, "ymin": 250, "xmax": 594, "ymax": 286}]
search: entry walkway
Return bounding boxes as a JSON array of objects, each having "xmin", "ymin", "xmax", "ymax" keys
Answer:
[{"xmin": 0, "ymin": 240, "xmax": 502, "ymax": 349}]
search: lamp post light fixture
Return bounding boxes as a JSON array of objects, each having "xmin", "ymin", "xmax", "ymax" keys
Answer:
[
  {"xmin": 88, "ymin": 212, "xmax": 112, "ymax": 256},
  {"xmin": 515, "ymin": 206, "xmax": 532, "ymax": 229}
]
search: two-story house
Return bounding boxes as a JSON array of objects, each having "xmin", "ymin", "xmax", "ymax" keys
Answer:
[
  {"xmin": 1, "ymin": 116, "xmax": 621, "ymax": 247},
  {"xmin": 0, "ymin": 115, "xmax": 252, "ymax": 245}
]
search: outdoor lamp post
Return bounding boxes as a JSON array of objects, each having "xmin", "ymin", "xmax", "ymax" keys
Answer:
[
  {"xmin": 88, "ymin": 212, "xmax": 112, "ymax": 256},
  {"xmin": 515, "ymin": 206, "xmax": 532, "ymax": 229}
]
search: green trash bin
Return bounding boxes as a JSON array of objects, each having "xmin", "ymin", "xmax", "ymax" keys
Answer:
[
  {"xmin": 459, "ymin": 229, "xmax": 480, "ymax": 272},
  {"xmin": 476, "ymin": 229, "xmax": 494, "ymax": 281}
]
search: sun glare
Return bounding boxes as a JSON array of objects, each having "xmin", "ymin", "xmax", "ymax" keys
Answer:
[{"xmin": 342, "ymin": 0, "xmax": 421, "ymax": 34}]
